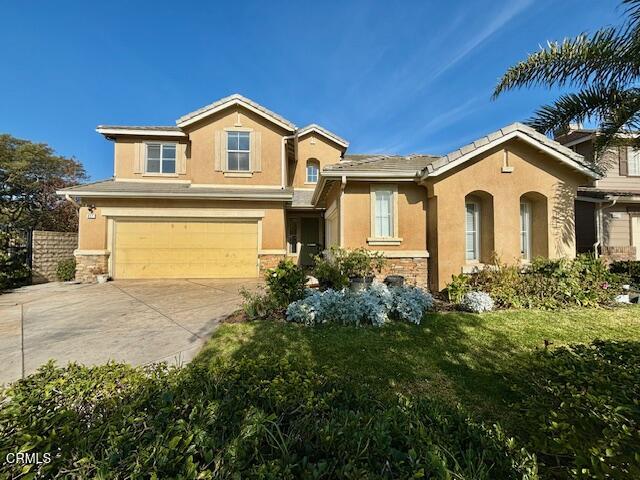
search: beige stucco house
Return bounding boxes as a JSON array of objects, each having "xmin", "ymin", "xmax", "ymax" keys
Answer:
[{"xmin": 59, "ymin": 94, "xmax": 600, "ymax": 291}]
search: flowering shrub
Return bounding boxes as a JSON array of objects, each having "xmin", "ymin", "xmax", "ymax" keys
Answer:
[
  {"xmin": 313, "ymin": 246, "xmax": 386, "ymax": 290},
  {"xmin": 286, "ymin": 283, "xmax": 433, "ymax": 327},
  {"xmin": 392, "ymin": 286, "xmax": 434, "ymax": 324},
  {"xmin": 460, "ymin": 291, "xmax": 494, "ymax": 313},
  {"xmin": 265, "ymin": 259, "xmax": 307, "ymax": 308}
]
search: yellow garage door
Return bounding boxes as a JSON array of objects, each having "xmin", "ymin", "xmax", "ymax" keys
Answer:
[{"xmin": 114, "ymin": 220, "xmax": 258, "ymax": 279}]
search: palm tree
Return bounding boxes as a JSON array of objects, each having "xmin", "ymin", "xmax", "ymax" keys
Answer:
[{"xmin": 493, "ymin": 0, "xmax": 640, "ymax": 158}]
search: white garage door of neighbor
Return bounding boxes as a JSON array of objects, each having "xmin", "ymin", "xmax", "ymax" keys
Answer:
[{"xmin": 114, "ymin": 220, "xmax": 258, "ymax": 279}]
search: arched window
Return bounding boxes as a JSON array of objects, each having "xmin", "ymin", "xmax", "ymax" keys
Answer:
[
  {"xmin": 465, "ymin": 201, "xmax": 480, "ymax": 261},
  {"xmin": 520, "ymin": 200, "xmax": 532, "ymax": 260},
  {"xmin": 306, "ymin": 160, "xmax": 319, "ymax": 183}
]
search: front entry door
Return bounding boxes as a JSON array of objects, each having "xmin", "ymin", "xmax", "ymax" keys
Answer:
[{"xmin": 300, "ymin": 217, "xmax": 320, "ymax": 266}]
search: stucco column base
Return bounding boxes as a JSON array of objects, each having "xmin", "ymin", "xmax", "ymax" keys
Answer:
[
  {"xmin": 377, "ymin": 258, "xmax": 428, "ymax": 289},
  {"xmin": 258, "ymin": 254, "xmax": 287, "ymax": 276},
  {"xmin": 74, "ymin": 250, "xmax": 110, "ymax": 283}
]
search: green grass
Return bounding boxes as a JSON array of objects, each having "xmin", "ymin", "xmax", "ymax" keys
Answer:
[{"xmin": 197, "ymin": 306, "xmax": 640, "ymax": 425}]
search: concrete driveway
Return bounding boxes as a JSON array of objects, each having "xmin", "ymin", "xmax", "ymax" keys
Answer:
[{"xmin": 0, "ymin": 279, "xmax": 261, "ymax": 385}]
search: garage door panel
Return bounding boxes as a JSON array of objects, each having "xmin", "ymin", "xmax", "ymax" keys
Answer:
[{"xmin": 114, "ymin": 220, "xmax": 258, "ymax": 279}]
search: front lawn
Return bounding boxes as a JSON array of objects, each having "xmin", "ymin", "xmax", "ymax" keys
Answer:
[
  {"xmin": 199, "ymin": 307, "xmax": 640, "ymax": 422},
  {"xmin": 1, "ymin": 306, "xmax": 639, "ymax": 479}
]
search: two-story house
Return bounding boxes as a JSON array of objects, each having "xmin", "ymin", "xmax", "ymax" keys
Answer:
[
  {"xmin": 59, "ymin": 94, "xmax": 600, "ymax": 291},
  {"xmin": 557, "ymin": 126, "xmax": 640, "ymax": 261}
]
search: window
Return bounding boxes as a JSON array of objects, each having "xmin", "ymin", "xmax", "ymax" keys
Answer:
[
  {"xmin": 227, "ymin": 131, "xmax": 250, "ymax": 171},
  {"xmin": 306, "ymin": 162, "xmax": 319, "ymax": 183},
  {"xmin": 465, "ymin": 202, "xmax": 480, "ymax": 261},
  {"xmin": 146, "ymin": 143, "xmax": 176, "ymax": 174},
  {"xmin": 629, "ymin": 147, "xmax": 640, "ymax": 176},
  {"xmin": 520, "ymin": 201, "xmax": 532, "ymax": 260},
  {"xmin": 374, "ymin": 189, "xmax": 393, "ymax": 238}
]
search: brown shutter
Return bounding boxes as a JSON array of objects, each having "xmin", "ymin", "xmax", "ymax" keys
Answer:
[
  {"xmin": 252, "ymin": 131, "xmax": 262, "ymax": 172},
  {"xmin": 619, "ymin": 146, "xmax": 629, "ymax": 176}
]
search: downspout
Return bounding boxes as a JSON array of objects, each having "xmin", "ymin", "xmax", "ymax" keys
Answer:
[{"xmin": 594, "ymin": 196, "xmax": 619, "ymax": 258}]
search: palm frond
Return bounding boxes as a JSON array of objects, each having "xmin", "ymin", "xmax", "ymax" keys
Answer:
[{"xmin": 493, "ymin": 28, "xmax": 639, "ymax": 98}]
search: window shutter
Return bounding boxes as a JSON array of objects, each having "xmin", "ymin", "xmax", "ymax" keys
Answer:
[
  {"xmin": 178, "ymin": 143, "xmax": 187, "ymax": 175},
  {"xmin": 252, "ymin": 131, "xmax": 262, "ymax": 172},
  {"xmin": 134, "ymin": 143, "xmax": 144, "ymax": 174},
  {"xmin": 214, "ymin": 131, "xmax": 224, "ymax": 171},
  {"xmin": 620, "ymin": 147, "xmax": 629, "ymax": 176}
]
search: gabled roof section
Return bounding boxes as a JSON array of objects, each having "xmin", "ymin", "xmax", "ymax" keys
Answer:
[
  {"xmin": 297, "ymin": 124, "xmax": 349, "ymax": 148},
  {"xmin": 422, "ymin": 123, "xmax": 601, "ymax": 179},
  {"xmin": 176, "ymin": 93, "xmax": 296, "ymax": 131},
  {"xmin": 324, "ymin": 154, "xmax": 439, "ymax": 176},
  {"xmin": 96, "ymin": 125, "xmax": 187, "ymax": 138}
]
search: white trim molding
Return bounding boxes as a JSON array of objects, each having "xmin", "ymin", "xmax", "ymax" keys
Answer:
[
  {"xmin": 258, "ymin": 249, "xmax": 287, "ymax": 255},
  {"xmin": 378, "ymin": 250, "xmax": 429, "ymax": 258},
  {"xmin": 100, "ymin": 207, "xmax": 266, "ymax": 218},
  {"xmin": 74, "ymin": 249, "xmax": 110, "ymax": 256},
  {"xmin": 367, "ymin": 237, "xmax": 403, "ymax": 246},
  {"xmin": 96, "ymin": 127, "xmax": 186, "ymax": 137}
]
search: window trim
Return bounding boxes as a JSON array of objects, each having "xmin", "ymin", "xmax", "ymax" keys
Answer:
[
  {"xmin": 628, "ymin": 147, "xmax": 640, "ymax": 176},
  {"xmin": 520, "ymin": 200, "xmax": 532, "ymax": 261},
  {"xmin": 305, "ymin": 161, "xmax": 319, "ymax": 184},
  {"xmin": 144, "ymin": 142, "xmax": 178, "ymax": 176},
  {"xmin": 368, "ymin": 184, "xmax": 401, "ymax": 245},
  {"xmin": 465, "ymin": 200, "xmax": 481, "ymax": 263},
  {"xmin": 225, "ymin": 129, "xmax": 252, "ymax": 172}
]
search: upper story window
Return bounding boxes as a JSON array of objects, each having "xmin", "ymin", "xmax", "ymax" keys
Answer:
[
  {"xmin": 227, "ymin": 131, "xmax": 250, "ymax": 171},
  {"xmin": 306, "ymin": 160, "xmax": 319, "ymax": 183},
  {"xmin": 628, "ymin": 147, "xmax": 640, "ymax": 176},
  {"xmin": 146, "ymin": 143, "xmax": 176, "ymax": 174},
  {"xmin": 465, "ymin": 201, "xmax": 480, "ymax": 262}
]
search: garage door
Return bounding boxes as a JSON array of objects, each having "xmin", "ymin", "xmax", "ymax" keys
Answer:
[{"xmin": 114, "ymin": 220, "xmax": 258, "ymax": 279}]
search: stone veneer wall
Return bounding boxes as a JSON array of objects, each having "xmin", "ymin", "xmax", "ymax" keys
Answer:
[
  {"xmin": 258, "ymin": 254, "xmax": 287, "ymax": 276},
  {"xmin": 376, "ymin": 257, "xmax": 428, "ymax": 289},
  {"xmin": 31, "ymin": 230, "xmax": 78, "ymax": 283},
  {"xmin": 75, "ymin": 252, "xmax": 110, "ymax": 283},
  {"xmin": 601, "ymin": 245, "xmax": 637, "ymax": 263}
]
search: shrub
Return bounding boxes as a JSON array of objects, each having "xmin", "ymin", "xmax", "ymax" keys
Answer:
[
  {"xmin": 460, "ymin": 291, "xmax": 494, "ymax": 313},
  {"xmin": 446, "ymin": 273, "xmax": 471, "ymax": 303},
  {"xmin": 287, "ymin": 283, "xmax": 433, "ymax": 327},
  {"xmin": 610, "ymin": 260, "xmax": 640, "ymax": 287},
  {"xmin": 510, "ymin": 340, "xmax": 640, "ymax": 479},
  {"xmin": 392, "ymin": 286, "xmax": 434, "ymax": 324},
  {"xmin": 239, "ymin": 287, "xmax": 281, "ymax": 321},
  {"xmin": 265, "ymin": 258, "xmax": 307, "ymax": 308},
  {"xmin": 313, "ymin": 246, "xmax": 386, "ymax": 290},
  {"xmin": 0, "ymin": 230, "xmax": 31, "ymax": 291},
  {"xmin": 55, "ymin": 257, "xmax": 76, "ymax": 281},
  {"xmin": 446, "ymin": 255, "xmax": 622, "ymax": 310},
  {"xmin": 0, "ymin": 358, "xmax": 538, "ymax": 479}
]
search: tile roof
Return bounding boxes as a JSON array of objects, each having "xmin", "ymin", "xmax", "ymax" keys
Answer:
[
  {"xmin": 578, "ymin": 186, "xmax": 640, "ymax": 197},
  {"xmin": 324, "ymin": 154, "xmax": 439, "ymax": 173},
  {"xmin": 59, "ymin": 179, "xmax": 293, "ymax": 199},
  {"xmin": 176, "ymin": 93, "xmax": 296, "ymax": 130},
  {"xmin": 423, "ymin": 122, "xmax": 599, "ymax": 177},
  {"xmin": 297, "ymin": 124, "xmax": 349, "ymax": 147}
]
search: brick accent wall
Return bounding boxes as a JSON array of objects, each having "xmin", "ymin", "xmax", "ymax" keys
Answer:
[
  {"xmin": 376, "ymin": 257, "xmax": 428, "ymax": 289},
  {"xmin": 74, "ymin": 252, "xmax": 110, "ymax": 283},
  {"xmin": 601, "ymin": 245, "xmax": 637, "ymax": 263},
  {"xmin": 258, "ymin": 254, "xmax": 287, "ymax": 276},
  {"xmin": 31, "ymin": 230, "xmax": 78, "ymax": 283}
]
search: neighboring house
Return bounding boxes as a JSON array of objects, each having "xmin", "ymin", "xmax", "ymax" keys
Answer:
[
  {"xmin": 58, "ymin": 94, "xmax": 600, "ymax": 291},
  {"xmin": 557, "ymin": 126, "xmax": 640, "ymax": 262}
]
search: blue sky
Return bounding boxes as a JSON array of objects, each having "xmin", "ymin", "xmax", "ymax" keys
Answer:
[{"xmin": 0, "ymin": 0, "xmax": 623, "ymax": 180}]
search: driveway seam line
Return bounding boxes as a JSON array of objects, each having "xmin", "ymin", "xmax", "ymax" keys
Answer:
[{"xmin": 108, "ymin": 283, "xmax": 205, "ymax": 340}]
